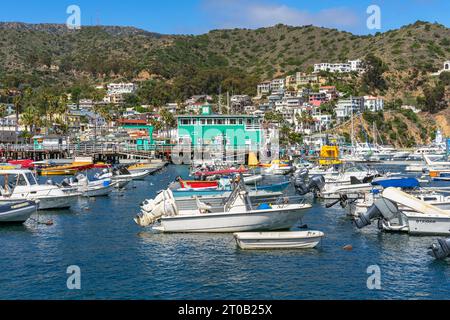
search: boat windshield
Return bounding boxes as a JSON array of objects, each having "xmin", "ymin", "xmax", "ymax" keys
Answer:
[
  {"xmin": 25, "ymin": 172, "xmax": 38, "ymax": 185},
  {"xmin": 0, "ymin": 174, "xmax": 20, "ymax": 193}
]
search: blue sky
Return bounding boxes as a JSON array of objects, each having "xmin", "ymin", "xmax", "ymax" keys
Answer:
[{"xmin": 0, "ymin": 0, "xmax": 448, "ymax": 35}]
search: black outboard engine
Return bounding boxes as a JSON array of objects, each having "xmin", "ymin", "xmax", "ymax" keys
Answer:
[
  {"xmin": 295, "ymin": 175, "xmax": 325, "ymax": 197},
  {"xmin": 354, "ymin": 204, "xmax": 382, "ymax": 228},
  {"xmin": 428, "ymin": 238, "xmax": 450, "ymax": 260},
  {"xmin": 354, "ymin": 198, "xmax": 399, "ymax": 229}
]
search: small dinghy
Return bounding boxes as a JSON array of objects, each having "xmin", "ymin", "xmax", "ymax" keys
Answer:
[
  {"xmin": 233, "ymin": 231, "xmax": 324, "ymax": 250},
  {"xmin": 0, "ymin": 201, "xmax": 38, "ymax": 224}
]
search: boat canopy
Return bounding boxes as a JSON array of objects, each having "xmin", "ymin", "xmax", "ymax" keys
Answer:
[{"xmin": 371, "ymin": 178, "xmax": 419, "ymax": 189}]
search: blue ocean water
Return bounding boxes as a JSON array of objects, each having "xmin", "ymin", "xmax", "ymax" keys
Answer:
[{"xmin": 0, "ymin": 165, "xmax": 449, "ymax": 300}]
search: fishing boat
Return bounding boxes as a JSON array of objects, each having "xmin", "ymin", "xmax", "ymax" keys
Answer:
[
  {"xmin": 61, "ymin": 174, "xmax": 114, "ymax": 197},
  {"xmin": 233, "ymin": 231, "xmax": 324, "ymax": 250},
  {"xmin": 135, "ymin": 180, "xmax": 312, "ymax": 233},
  {"xmin": 143, "ymin": 189, "xmax": 285, "ymax": 212},
  {"xmin": 0, "ymin": 201, "xmax": 38, "ymax": 224},
  {"xmin": 0, "ymin": 169, "xmax": 79, "ymax": 210}
]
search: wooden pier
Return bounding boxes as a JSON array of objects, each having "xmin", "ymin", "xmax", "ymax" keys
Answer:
[{"xmin": 0, "ymin": 144, "xmax": 174, "ymax": 163}]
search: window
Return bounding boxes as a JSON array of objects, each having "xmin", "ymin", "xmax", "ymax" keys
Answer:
[
  {"xmin": 207, "ymin": 119, "xmax": 213, "ymax": 125},
  {"xmin": 201, "ymin": 119, "xmax": 206, "ymax": 125},
  {"xmin": 181, "ymin": 119, "xmax": 190, "ymax": 125},
  {"xmin": 25, "ymin": 172, "xmax": 37, "ymax": 185},
  {"xmin": 238, "ymin": 119, "xmax": 243, "ymax": 125},
  {"xmin": 229, "ymin": 119, "xmax": 236, "ymax": 125},
  {"xmin": 17, "ymin": 175, "xmax": 28, "ymax": 186},
  {"xmin": 217, "ymin": 119, "xmax": 224, "ymax": 125}
]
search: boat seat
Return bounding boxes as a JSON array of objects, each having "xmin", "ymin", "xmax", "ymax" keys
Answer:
[{"xmin": 195, "ymin": 196, "xmax": 212, "ymax": 214}]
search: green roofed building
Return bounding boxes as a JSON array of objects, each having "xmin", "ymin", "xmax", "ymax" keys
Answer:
[{"xmin": 176, "ymin": 105, "xmax": 263, "ymax": 150}]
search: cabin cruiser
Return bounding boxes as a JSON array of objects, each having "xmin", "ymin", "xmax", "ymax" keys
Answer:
[
  {"xmin": 61, "ymin": 174, "xmax": 114, "ymax": 197},
  {"xmin": 354, "ymin": 188, "xmax": 450, "ymax": 235},
  {"xmin": 135, "ymin": 179, "xmax": 312, "ymax": 233},
  {"xmin": 0, "ymin": 170, "xmax": 79, "ymax": 210}
]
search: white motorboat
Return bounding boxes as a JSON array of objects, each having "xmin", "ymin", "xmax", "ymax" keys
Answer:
[
  {"xmin": 0, "ymin": 201, "xmax": 38, "ymax": 224},
  {"xmin": 135, "ymin": 181, "xmax": 312, "ymax": 233},
  {"xmin": 355, "ymin": 188, "xmax": 450, "ymax": 235},
  {"xmin": 95, "ymin": 168, "xmax": 134, "ymax": 188},
  {"xmin": 144, "ymin": 189, "xmax": 284, "ymax": 211},
  {"xmin": 233, "ymin": 231, "xmax": 324, "ymax": 250},
  {"xmin": 0, "ymin": 170, "xmax": 79, "ymax": 210},
  {"xmin": 62, "ymin": 174, "xmax": 114, "ymax": 197}
]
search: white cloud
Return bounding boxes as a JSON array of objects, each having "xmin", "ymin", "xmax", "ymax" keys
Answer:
[{"xmin": 201, "ymin": 0, "xmax": 361, "ymax": 30}]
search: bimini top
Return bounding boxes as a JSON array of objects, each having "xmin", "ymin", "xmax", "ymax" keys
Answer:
[{"xmin": 372, "ymin": 177, "xmax": 419, "ymax": 189}]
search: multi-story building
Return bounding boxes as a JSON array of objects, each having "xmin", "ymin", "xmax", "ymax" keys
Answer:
[
  {"xmin": 335, "ymin": 96, "xmax": 364, "ymax": 121},
  {"xmin": 296, "ymin": 73, "xmax": 319, "ymax": 87},
  {"xmin": 257, "ymin": 81, "xmax": 271, "ymax": 97},
  {"xmin": 107, "ymin": 83, "xmax": 136, "ymax": 95},
  {"xmin": 309, "ymin": 92, "xmax": 328, "ymax": 104},
  {"xmin": 314, "ymin": 59, "xmax": 364, "ymax": 74},
  {"xmin": 230, "ymin": 95, "xmax": 253, "ymax": 113},
  {"xmin": 176, "ymin": 105, "xmax": 263, "ymax": 151},
  {"xmin": 319, "ymin": 86, "xmax": 338, "ymax": 101},
  {"xmin": 363, "ymin": 96, "xmax": 384, "ymax": 112},
  {"xmin": 270, "ymin": 78, "xmax": 285, "ymax": 94}
]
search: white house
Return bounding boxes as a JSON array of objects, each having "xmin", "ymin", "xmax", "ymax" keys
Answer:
[
  {"xmin": 314, "ymin": 59, "xmax": 364, "ymax": 74},
  {"xmin": 335, "ymin": 96, "xmax": 364, "ymax": 121},
  {"xmin": 257, "ymin": 81, "xmax": 271, "ymax": 97},
  {"xmin": 313, "ymin": 114, "xmax": 332, "ymax": 132},
  {"xmin": 270, "ymin": 78, "xmax": 285, "ymax": 93},
  {"xmin": 107, "ymin": 83, "xmax": 136, "ymax": 95},
  {"xmin": 364, "ymin": 96, "xmax": 384, "ymax": 112}
]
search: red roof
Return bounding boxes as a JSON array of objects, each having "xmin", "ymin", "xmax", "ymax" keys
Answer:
[{"xmin": 310, "ymin": 100, "xmax": 323, "ymax": 107}]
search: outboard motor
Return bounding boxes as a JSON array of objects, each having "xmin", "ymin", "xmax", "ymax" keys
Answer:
[
  {"xmin": 354, "ymin": 204, "xmax": 382, "ymax": 228},
  {"xmin": 428, "ymin": 238, "xmax": 450, "ymax": 260},
  {"xmin": 354, "ymin": 198, "xmax": 399, "ymax": 229},
  {"xmin": 295, "ymin": 175, "xmax": 325, "ymax": 197}
]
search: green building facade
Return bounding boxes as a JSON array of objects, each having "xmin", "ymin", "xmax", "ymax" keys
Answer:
[{"xmin": 177, "ymin": 106, "xmax": 263, "ymax": 151}]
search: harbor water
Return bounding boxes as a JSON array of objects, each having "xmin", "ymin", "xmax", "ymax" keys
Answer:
[{"xmin": 0, "ymin": 165, "xmax": 449, "ymax": 300}]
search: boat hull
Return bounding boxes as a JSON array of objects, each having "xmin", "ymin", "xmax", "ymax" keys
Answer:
[
  {"xmin": 153, "ymin": 205, "xmax": 311, "ymax": 233},
  {"xmin": 0, "ymin": 201, "xmax": 37, "ymax": 224},
  {"xmin": 234, "ymin": 231, "xmax": 324, "ymax": 250},
  {"xmin": 82, "ymin": 185, "xmax": 113, "ymax": 197}
]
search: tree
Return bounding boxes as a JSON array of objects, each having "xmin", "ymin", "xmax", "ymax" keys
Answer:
[
  {"xmin": 418, "ymin": 84, "xmax": 446, "ymax": 113},
  {"xmin": 362, "ymin": 54, "xmax": 388, "ymax": 93}
]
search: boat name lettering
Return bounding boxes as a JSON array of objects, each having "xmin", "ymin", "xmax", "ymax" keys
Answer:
[{"xmin": 416, "ymin": 220, "xmax": 436, "ymax": 224}]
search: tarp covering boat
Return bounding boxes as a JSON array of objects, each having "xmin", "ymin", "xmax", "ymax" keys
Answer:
[{"xmin": 371, "ymin": 178, "xmax": 419, "ymax": 189}]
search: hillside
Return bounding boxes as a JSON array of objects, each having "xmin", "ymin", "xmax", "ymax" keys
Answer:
[
  {"xmin": 0, "ymin": 21, "xmax": 450, "ymax": 110},
  {"xmin": 332, "ymin": 109, "xmax": 448, "ymax": 148}
]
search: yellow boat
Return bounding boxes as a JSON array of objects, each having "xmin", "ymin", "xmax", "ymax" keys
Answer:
[
  {"xmin": 259, "ymin": 159, "xmax": 290, "ymax": 168},
  {"xmin": 127, "ymin": 163, "xmax": 155, "ymax": 172},
  {"xmin": 38, "ymin": 162, "xmax": 94, "ymax": 176},
  {"xmin": 319, "ymin": 145, "xmax": 342, "ymax": 166}
]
